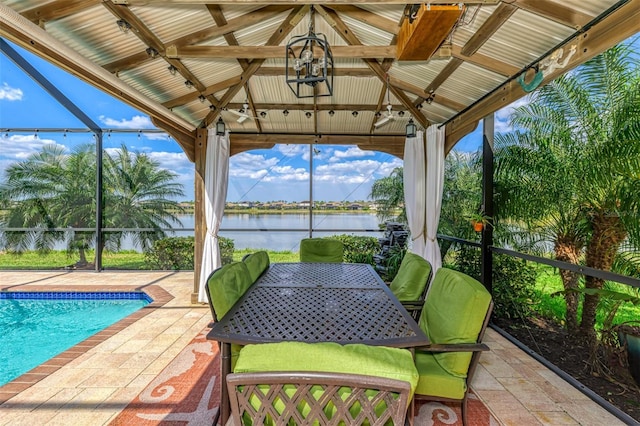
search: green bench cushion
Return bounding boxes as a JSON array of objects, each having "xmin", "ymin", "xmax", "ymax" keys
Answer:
[
  {"xmin": 243, "ymin": 251, "xmax": 270, "ymax": 282},
  {"xmin": 207, "ymin": 261, "xmax": 253, "ymax": 320},
  {"xmin": 299, "ymin": 238, "xmax": 344, "ymax": 263},
  {"xmin": 234, "ymin": 341, "xmax": 418, "ymax": 396},
  {"xmin": 389, "ymin": 252, "xmax": 432, "ymax": 301},
  {"xmin": 418, "ymin": 268, "xmax": 491, "ymax": 377},
  {"xmin": 414, "ymin": 351, "xmax": 467, "ymax": 400}
]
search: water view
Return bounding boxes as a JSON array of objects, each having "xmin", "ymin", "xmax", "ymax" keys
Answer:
[{"xmin": 122, "ymin": 212, "xmax": 384, "ymax": 252}]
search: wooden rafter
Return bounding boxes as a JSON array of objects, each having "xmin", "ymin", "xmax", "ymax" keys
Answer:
[
  {"xmin": 510, "ymin": 0, "xmax": 594, "ymax": 29},
  {"xmin": 461, "ymin": 2, "xmax": 517, "ymax": 56},
  {"xmin": 315, "ymin": 5, "xmax": 429, "ymax": 128},
  {"xmin": 451, "ymin": 44, "xmax": 520, "ymax": 77},
  {"xmin": 168, "ymin": 45, "xmax": 396, "ymax": 59},
  {"xmin": 102, "ymin": 5, "xmax": 292, "ymax": 73},
  {"xmin": 202, "ymin": 5, "xmax": 310, "ymax": 128},
  {"xmin": 229, "ymin": 133, "xmax": 407, "ymax": 158},
  {"xmin": 323, "ymin": 5, "xmax": 398, "ymax": 35},
  {"xmin": 21, "ymin": 0, "xmax": 100, "ymax": 24},
  {"xmin": 445, "ymin": 0, "xmax": 640, "ymax": 152}
]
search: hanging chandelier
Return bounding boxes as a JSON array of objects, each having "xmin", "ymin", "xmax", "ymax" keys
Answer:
[{"xmin": 285, "ymin": 6, "xmax": 333, "ymax": 99}]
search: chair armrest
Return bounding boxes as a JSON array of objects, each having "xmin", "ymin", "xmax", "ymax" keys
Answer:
[
  {"xmin": 414, "ymin": 342, "xmax": 489, "ymax": 353},
  {"xmin": 401, "ymin": 301, "xmax": 424, "ymax": 311}
]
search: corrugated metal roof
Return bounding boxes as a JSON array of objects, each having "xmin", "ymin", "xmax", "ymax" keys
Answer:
[{"xmin": 1, "ymin": 0, "xmax": 636, "ymax": 151}]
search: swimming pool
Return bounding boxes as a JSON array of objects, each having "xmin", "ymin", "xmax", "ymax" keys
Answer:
[{"xmin": 0, "ymin": 291, "xmax": 151, "ymax": 386}]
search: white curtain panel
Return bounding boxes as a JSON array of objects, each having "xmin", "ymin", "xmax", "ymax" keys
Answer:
[
  {"xmin": 197, "ymin": 129, "xmax": 230, "ymax": 303},
  {"xmin": 425, "ymin": 124, "xmax": 445, "ymax": 272},
  {"xmin": 403, "ymin": 130, "xmax": 427, "ymax": 258}
]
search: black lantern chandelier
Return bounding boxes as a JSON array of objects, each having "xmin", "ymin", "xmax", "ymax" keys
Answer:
[{"xmin": 285, "ymin": 6, "xmax": 333, "ymax": 99}]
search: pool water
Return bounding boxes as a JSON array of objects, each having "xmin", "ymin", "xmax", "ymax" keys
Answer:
[{"xmin": 0, "ymin": 292, "xmax": 150, "ymax": 386}]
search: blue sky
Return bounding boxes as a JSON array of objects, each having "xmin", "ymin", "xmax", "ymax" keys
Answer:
[{"xmin": 1, "ymin": 40, "xmax": 499, "ymax": 203}]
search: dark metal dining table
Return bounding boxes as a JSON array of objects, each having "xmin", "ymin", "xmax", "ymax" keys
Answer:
[{"xmin": 206, "ymin": 262, "xmax": 429, "ymax": 425}]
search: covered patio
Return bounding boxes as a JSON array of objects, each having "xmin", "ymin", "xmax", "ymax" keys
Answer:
[
  {"xmin": 0, "ymin": 271, "xmax": 628, "ymax": 425},
  {"xmin": 2, "ymin": 0, "xmax": 640, "ymax": 424}
]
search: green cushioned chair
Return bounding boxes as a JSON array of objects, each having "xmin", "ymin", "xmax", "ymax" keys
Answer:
[
  {"xmin": 299, "ymin": 238, "xmax": 344, "ymax": 263},
  {"xmin": 228, "ymin": 341, "xmax": 418, "ymax": 425},
  {"xmin": 389, "ymin": 252, "xmax": 432, "ymax": 319},
  {"xmin": 205, "ymin": 261, "xmax": 253, "ymax": 370},
  {"xmin": 412, "ymin": 267, "xmax": 493, "ymax": 426},
  {"xmin": 242, "ymin": 251, "xmax": 270, "ymax": 283}
]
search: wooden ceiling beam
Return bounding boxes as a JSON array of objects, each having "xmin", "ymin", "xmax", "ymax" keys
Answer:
[
  {"xmin": 206, "ymin": 4, "xmax": 250, "ymax": 71},
  {"xmin": 21, "ymin": 0, "xmax": 100, "ymax": 24},
  {"xmin": 323, "ymin": 5, "xmax": 399, "ymax": 35},
  {"xmin": 315, "ymin": 5, "xmax": 429, "ymax": 128},
  {"xmin": 229, "ymin": 133, "xmax": 406, "ymax": 158},
  {"xmin": 168, "ymin": 45, "xmax": 396, "ymax": 59},
  {"xmin": 255, "ymin": 67, "xmax": 375, "ymax": 77},
  {"xmin": 445, "ymin": 0, "xmax": 640, "ymax": 152},
  {"xmin": 163, "ymin": 76, "xmax": 242, "ymax": 109},
  {"xmin": 202, "ymin": 5, "xmax": 310, "ymax": 127},
  {"xmin": 461, "ymin": 2, "xmax": 517, "ymax": 56},
  {"xmin": 425, "ymin": 57, "xmax": 464, "ymax": 94},
  {"xmin": 102, "ymin": 5, "xmax": 291, "ymax": 73},
  {"xmin": 102, "ymin": 1, "xmax": 219, "ymax": 105},
  {"xmin": 451, "ymin": 44, "xmax": 520, "ymax": 77},
  {"xmin": 511, "ymin": 0, "xmax": 594, "ymax": 29}
]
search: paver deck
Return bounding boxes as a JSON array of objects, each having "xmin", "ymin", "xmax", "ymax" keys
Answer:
[{"xmin": 0, "ymin": 271, "xmax": 630, "ymax": 425}]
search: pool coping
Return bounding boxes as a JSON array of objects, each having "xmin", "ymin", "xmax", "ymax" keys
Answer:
[{"xmin": 0, "ymin": 285, "xmax": 174, "ymax": 404}]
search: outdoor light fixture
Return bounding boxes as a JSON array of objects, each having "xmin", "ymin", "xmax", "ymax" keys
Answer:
[
  {"xmin": 198, "ymin": 95, "xmax": 206, "ymax": 103},
  {"xmin": 167, "ymin": 65, "xmax": 178, "ymax": 76},
  {"xmin": 406, "ymin": 118, "xmax": 417, "ymax": 138},
  {"xmin": 417, "ymin": 103, "xmax": 423, "ymax": 110},
  {"xmin": 283, "ymin": 109, "xmax": 289, "ymax": 116},
  {"xmin": 145, "ymin": 47, "xmax": 159, "ymax": 58},
  {"xmin": 209, "ymin": 105, "xmax": 216, "ymax": 111},
  {"xmin": 260, "ymin": 111, "xmax": 267, "ymax": 118},
  {"xmin": 305, "ymin": 111, "xmax": 312, "ymax": 118},
  {"xmin": 184, "ymin": 80, "xmax": 193, "ymax": 89},
  {"xmin": 352, "ymin": 111, "xmax": 358, "ymax": 117},
  {"xmin": 328, "ymin": 110, "xmax": 335, "ymax": 117},
  {"xmin": 285, "ymin": 6, "xmax": 333, "ymax": 98},
  {"xmin": 398, "ymin": 111, "xmax": 405, "ymax": 117},
  {"xmin": 117, "ymin": 19, "xmax": 131, "ymax": 33},
  {"xmin": 216, "ymin": 117, "xmax": 226, "ymax": 135}
]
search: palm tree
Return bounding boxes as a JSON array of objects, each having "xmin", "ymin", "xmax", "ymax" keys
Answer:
[
  {"xmin": 1, "ymin": 144, "xmax": 96, "ymax": 263},
  {"xmin": 0, "ymin": 143, "xmax": 185, "ymax": 266},
  {"xmin": 495, "ymin": 42, "xmax": 640, "ymax": 346},
  {"xmin": 369, "ymin": 167, "xmax": 405, "ymax": 223},
  {"xmin": 102, "ymin": 145, "xmax": 185, "ymax": 252}
]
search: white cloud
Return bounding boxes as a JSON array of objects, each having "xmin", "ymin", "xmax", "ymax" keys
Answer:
[
  {"xmin": 275, "ymin": 144, "xmax": 308, "ymax": 158},
  {"xmin": 495, "ymin": 97, "xmax": 530, "ymax": 133},
  {"xmin": 99, "ymin": 115, "xmax": 154, "ymax": 129},
  {"xmin": 329, "ymin": 147, "xmax": 375, "ymax": 162},
  {"xmin": 0, "ymin": 83, "xmax": 23, "ymax": 101}
]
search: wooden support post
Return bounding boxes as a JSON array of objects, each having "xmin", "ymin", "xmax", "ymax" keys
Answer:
[{"xmin": 192, "ymin": 128, "xmax": 208, "ymax": 304}]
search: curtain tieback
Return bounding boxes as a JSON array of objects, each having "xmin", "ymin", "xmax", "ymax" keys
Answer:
[
  {"xmin": 207, "ymin": 229, "xmax": 218, "ymax": 239},
  {"xmin": 411, "ymin": 232, "xmax": 424, "ymax": 242}
]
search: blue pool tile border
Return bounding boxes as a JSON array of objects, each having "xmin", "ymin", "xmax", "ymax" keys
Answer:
[{"xmin": 0, "ymin": 291, "xmax": 153, "ymax": 303}]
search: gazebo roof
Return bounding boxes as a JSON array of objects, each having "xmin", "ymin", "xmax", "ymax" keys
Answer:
[{"xmin": 1, "ymin": 1, "xmax": 638, "ymax": 160}]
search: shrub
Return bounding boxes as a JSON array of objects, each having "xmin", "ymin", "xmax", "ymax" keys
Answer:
[
  {"xmin": 451, "ymin": 245, "xmax": 536, "ymax": 319},
  {"xmin": 328, "ymin": 234, "xmax": 379, "ymax": 266},
  {"xmin": 145, "ymin": 236, "xmax": 234, "ymax": 270},
  {"xmin": 382, "ymin": 245, "xmax": 407, "ymax": 282}
]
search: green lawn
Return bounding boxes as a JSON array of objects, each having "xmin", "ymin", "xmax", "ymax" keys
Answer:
[{"xmin": 2, "ymin": 248, "xmax": 637, "ymax": 331}]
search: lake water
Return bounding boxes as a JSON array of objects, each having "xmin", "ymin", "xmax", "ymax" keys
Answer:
[
  {"xmin": 122, "ymin": 212, "xmax": 384, "ymax": 252},
  {"xmin": 189, "ymin": 212, "xmax": 382, "ymax": 252}
]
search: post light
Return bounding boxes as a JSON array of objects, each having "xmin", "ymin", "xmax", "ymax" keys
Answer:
[
  {"xmin": 216, "ymin": 117, "xmax": 226, "ymax": 136},
  {"xmin": 406, "ymin": 118, "xmax": 417, "ymax": 138}
]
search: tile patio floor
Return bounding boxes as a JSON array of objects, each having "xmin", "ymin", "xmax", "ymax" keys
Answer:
[{"xmin": 0, "ymin": 271, "xmax": 630, "ymax": 426}]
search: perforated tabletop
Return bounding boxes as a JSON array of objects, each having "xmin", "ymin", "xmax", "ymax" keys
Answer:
[
  {"xmin": 256, "ymin": 262, "xmax": 385, "ymax": 288},
  {"xmin": 207, "ymin": 263, "xmax": 428, "ymax": 347}
]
